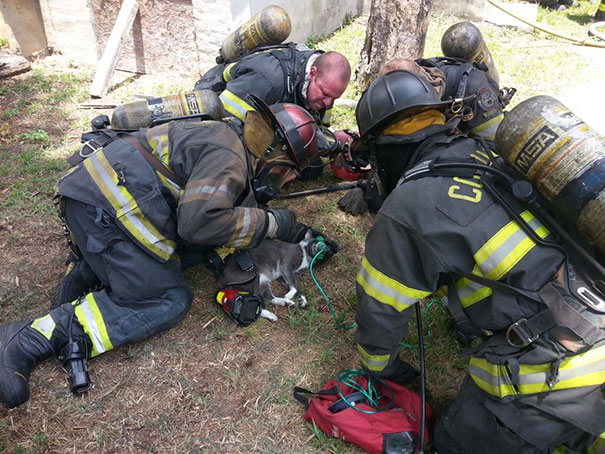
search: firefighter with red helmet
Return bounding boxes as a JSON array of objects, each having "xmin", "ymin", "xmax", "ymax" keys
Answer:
[
  {"xmin": 195, "ymin": 44, "xmax": 356, "ymax": 181},
  {"xmin": 353, "ymin": 70, "xmax": 605, "ymax": 453},
  {"xmin": 0, "ymin": 97, "xmax": 333, "ymax": 409}
]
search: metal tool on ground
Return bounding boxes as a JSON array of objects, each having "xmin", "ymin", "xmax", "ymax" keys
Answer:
[{"xmin": 278, "ymin": 182, "xmax": 359, "ymax": 199}]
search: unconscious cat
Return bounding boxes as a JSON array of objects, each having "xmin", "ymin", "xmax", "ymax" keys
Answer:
[{"xmin": 218, "ymin": 230, "xmax": 326, "ymax": 322}]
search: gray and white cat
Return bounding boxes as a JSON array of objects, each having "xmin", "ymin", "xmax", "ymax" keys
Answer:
[{"xmin": 220, "ymin": 230, "xmax": 316, "ymax": 322}]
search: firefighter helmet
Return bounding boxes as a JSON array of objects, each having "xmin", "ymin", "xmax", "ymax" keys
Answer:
[
  {"xmin": 356, "ymin": 70, "xmax": 452, "ymax": 138},
  {"xmin": 247, "ymin": 94, "xmax": 319, "ymax": 170}
]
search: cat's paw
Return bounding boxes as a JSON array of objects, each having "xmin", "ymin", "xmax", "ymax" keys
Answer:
[{"xmin": 260, "ymin": 309, "xmax": 278, "ymax": 322}]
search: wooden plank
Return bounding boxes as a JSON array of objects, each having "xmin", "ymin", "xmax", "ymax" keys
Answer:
[
  {"xmin": 0, "ymin": 53, "xmax": 31, "ymax": 79},
  {"xmin": 89, "ymin": 0, "xmax": 139, "ymax": 98}
]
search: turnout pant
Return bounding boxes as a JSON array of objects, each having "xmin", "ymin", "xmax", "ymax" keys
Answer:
[
  {"xmin": 433, "ymin": 378, "xmax": 602, "ymax": 454},
  {"xmin": 49, "ymin": 198, "xmax": 192, "ymax": 357}
]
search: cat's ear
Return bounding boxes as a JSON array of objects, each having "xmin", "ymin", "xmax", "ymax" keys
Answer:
[{"xmin": 304, "ymin": 229, "xmax": 313, "ymax": 241}]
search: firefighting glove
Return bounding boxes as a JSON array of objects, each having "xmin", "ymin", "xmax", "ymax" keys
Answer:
[
  {"xmin": 267, "ymin": 208, "xmax": 297, "ymax": 241},
  {"xmin": 337, "ymin": 187, "xmax": 368, "ymax": 215}
]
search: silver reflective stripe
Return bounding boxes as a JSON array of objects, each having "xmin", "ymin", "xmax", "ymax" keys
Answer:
[
  {"xmin": 87, "ymin": 154, "xmax": 174, "ymax": 257},
  {"xmin": 357, "ymin": 345, "xmax": 390, "ymax": 371},
  {"xmin": 458, "ymin": 279, "xmax": 488, "ymax": 301},
  {"xmin": 220, "ymin": 92, "xmax": 249, "ymax": 120},
  {"xmin": 358, "ymin": 265, "xmax": 418, "ymax": 308},
  {"xmin": 31, "ymin": 314, "xmax": 56, "ymax": 340},
  {"xmin": 187, "ymin": 184, "xmax": 229, "ymax": 197},
  {"xmin": 469, "ymin": 364, "xmax": 509, "ymax": 387},
  {"xmin": 478, "ymin": 228, "xmax": 528, "ymax": 276},
  {"xmin": 232, "ymin": 210, "xmax": 251, "ymax": 247},
  {"xmin": 79, "ymin": 298, "xmax": 107, "ymax": 355},
  {"xmin": 519, "ymin": 359, "xmax": 605, "ymax": 386}
]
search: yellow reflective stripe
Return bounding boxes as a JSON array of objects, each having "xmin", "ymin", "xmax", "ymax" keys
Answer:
[
  {"xmin": 474, "ymin": 210, "xmax": 549, "ymax": 280},
  {"xmin": 222, "ymin": 63, "xmax": 236, "ymax": 82},
  {"xmin": 83, "ymin": 152, "xmax": 176, "ymax": 260},
  {"xmin": 469, "ymin": 113, "xmax": 504, "ymax": 141},
  {"xmin": 356, "ymin": 256, "xmax": 430, "ymax": 312},
  {"xmin": 31, "ymin": 314, "xmax": 56, "ymax": 341},
  {"xmin": 468, "ymin": 357, "xmax": 517, "ymax": 398},
  {"xmin": 73, "ymin": 294, "xmax": 113, "ymax": 357},
  {"xmin": 229, "ymin": 209, "xmax": 255, "ymax": 248},
  {"xmin": 220, "ymin": 90, "xmax": 254, "ymax": 120},
  {"xmin": 599, "ymin": 2, "xmax": 605, "ymax": 12},
  {"xmin": 146, "ymin": 123, "xmax": 170, "ymax": 166},
  {"xmin": 157, "ymin": 171, "xmax": 181, "ymax": 201},
  {"xmin": 470, "ymin": 343, "xmax": 605, "ymax": 398},
  {"xmin": 588, "ymin": 431, "xmax": 605, "ymax": 454},
  {"xmin": 357, "ymin": 344, "xmax": 390, "ymax": 372},
  {"xmin": 458, "ymin": 275, "xmax": 493, "ymax": 308}
]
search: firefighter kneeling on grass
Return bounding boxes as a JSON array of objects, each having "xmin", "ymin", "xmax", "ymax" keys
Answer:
[
  {"xmin": 0, "ymin": 95, "xmax": 337, "ymax": 409},
  {"xmin": 353, "ymin": 70, "xmax": 605, "ymax": 453}
]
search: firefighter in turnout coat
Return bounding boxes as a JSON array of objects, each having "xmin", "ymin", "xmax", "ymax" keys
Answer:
[
  {"xmin": 0, "ymin": 97, "xmax": 322, "ymax": 409},
  {"xmin": 194, "ymin": 44, "xmax": 350, "ymax": 127},
  {"xmin": 353, "ymin": 70, "xmax": 605, "ymax": 453}
]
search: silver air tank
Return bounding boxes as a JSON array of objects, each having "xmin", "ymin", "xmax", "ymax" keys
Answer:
[
  {"xmin": 219, "ymin": 5, "xmax": 291, "ymax": 63},
  {"xmin": 441, "ymin": 22, "xmax": 500, "ymax": 85},
  {"xmin": 495, "ymin": 95, "xmax": 605, "ymax": 255},
  {"xmin": 111, "ymin": 90, "xmax": 226, "ymax": 130}
]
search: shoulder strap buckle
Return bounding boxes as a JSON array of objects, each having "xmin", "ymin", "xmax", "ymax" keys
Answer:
[{"xmin": 79, "ymin": 139, "xmax": 102, "ymax": 158}]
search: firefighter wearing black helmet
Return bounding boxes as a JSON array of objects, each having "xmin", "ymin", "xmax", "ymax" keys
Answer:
[
  {"xmin": 353, "ymin": 70, "xmax": 605, "ymax": 453},
  {"xmin": 0, "ymin": 98, "xmax": 333, "ymax": 409}
]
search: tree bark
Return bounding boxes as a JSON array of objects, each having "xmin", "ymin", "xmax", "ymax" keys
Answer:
[{"xmin": 357, "ymin": 0, "xmax": 434, "ymax": 90}]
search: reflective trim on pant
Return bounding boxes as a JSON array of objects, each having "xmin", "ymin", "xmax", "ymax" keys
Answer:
[
  {"xmin": 74, "ymin": 294, "xmax": 113, "ymax": 357},
  {"xmin": 356, "ymin": 256, "xmax": 429, "ymax": 312},
  {"xmin": 31, "ymin": 314, "xmax": 56, "ymax": 341},
  {"xmin": 357, "ymin": 344, "xmax": 390, "ymax": 372}
]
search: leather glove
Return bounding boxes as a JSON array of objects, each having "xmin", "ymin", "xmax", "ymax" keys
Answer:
[
  {"xmin": 364, "ymin": 172, "xmax": 386, "ymax": 213},
  {"xmin": 267, "ymin": 208, "xmax": 297, "ymax": 241},
  {"xmin": 337, "ymin": 187, "xmax": 368, "ymax": 215}
]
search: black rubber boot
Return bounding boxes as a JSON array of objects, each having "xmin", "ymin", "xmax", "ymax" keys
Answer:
[
  {"xmin": 50, "ymin": 254, "xmax": 101, "ymax": 309},
  {"xmin": 0, "ymin": 321, "xmax": 56, "ymax": 409}
]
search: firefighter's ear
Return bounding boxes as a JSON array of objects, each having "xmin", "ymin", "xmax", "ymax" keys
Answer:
[{"xmin": 244, "ymin": 110, "xmax": 275, "ymax": 159}]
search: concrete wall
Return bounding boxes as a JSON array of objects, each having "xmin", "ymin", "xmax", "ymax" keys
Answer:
[
  {"xmin": 3, "ymin": 0, "xmax": 363, "ymax": 75},
  {"xmin": 193, "ymin": 0, "xmax": 365, "ymax": 72},
  {"xmin": 433, "ymin": 0, "xmax": 487, "ymax": 22}
]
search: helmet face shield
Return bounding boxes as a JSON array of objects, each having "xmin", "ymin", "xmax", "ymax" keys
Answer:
[{"xmin": 243, "ymin": 110, "xmax": 276, "ymax": 159}]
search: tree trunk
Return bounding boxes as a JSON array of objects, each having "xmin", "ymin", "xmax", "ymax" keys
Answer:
[{"xmin": 357, "ymin": 0, "xmax": 434, "ymax": 90}]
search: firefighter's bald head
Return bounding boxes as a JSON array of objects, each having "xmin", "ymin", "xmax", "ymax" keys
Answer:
[{"xmin": 306, "ymin": 52, "xmax": 350, "ymax": 112}]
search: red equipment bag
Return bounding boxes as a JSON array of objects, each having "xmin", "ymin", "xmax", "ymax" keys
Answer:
[{"xmin": 294, "ymin": 376, "xmax": 433, "ymax": 454}]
